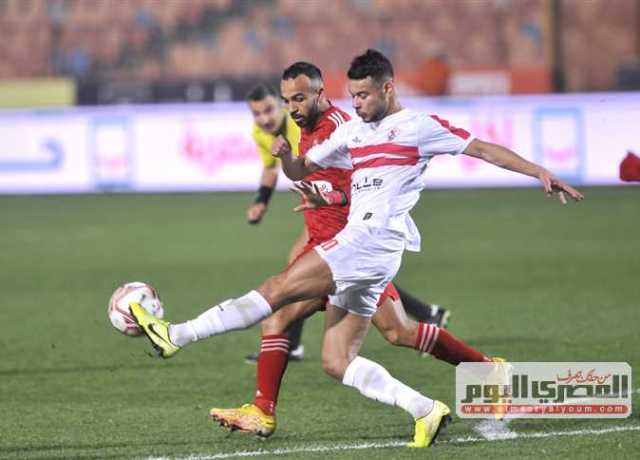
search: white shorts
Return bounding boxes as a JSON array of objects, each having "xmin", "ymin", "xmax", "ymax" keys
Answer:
[{"xmin": 314, "ymin": 224, "xmax": 405, "ymax": 317}]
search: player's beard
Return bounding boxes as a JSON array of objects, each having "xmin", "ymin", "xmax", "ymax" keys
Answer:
[
  {"xmin": 307, "ymin": 100, "xmax": 321, "ymax": 129},
  {"xmin": 297, "ymin": 97, "xmax": 321, "ymax": 129},
  {"xmin": 361, "ymin": 101, "xmax": 388, "ymax": 123}
]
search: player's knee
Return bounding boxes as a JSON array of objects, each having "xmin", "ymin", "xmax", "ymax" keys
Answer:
[
  {"xmin": 261, "ymin": 313, "xmax": 287, "ymax": 335},
  {"xmin": 321, "ymin": 352, "xmax": 348, "ymax": 380},
  {"xmin": 258, "ymin": 273, "xmax": 290, "ymax": 308},
  {"xmin": 322, "ymin": 358, "xmax": 344, "ymax": 380}
]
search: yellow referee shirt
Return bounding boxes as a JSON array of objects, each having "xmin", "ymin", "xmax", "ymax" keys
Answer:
[{"xmin": 252, "ymin": 112, "xmax": 301, "ymax": 168}]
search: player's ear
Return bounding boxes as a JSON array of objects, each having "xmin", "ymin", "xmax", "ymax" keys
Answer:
[{"xmin": 383, "ymin": 79, "xmax": 394, "ymax": 96}]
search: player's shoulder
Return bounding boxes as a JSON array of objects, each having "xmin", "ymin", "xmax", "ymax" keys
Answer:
[
  {"xmin": 409, "ymin": 110, "xmax": 472, "ymax": 142},
  {"xmin": 408, "ymin": 110, "xmax": 457, "ymax": 128},
  {"xmin": 321, "ymin": 105, "xmax": 351, "ymax": 130},
  {"xmin": 402, "ymin": 109, "xmax": 451, "ymax": 131},
  {"xmin": 397, "ymin": 108, "xmax": 431, "ymax": 124}
]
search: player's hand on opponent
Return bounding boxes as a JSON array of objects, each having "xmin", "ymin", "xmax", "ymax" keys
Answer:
[
  {"xmin": 247, "ymin": 202, "xmax": 267, "ymax": 225},
  {"xmin": 290, "ymin": 181, "xmax": 347, "ymax": 212},
  {"xmin": 537, "ymin": 169, "xmax": 584, "ymax": 204},
  {"xmin": 291, "ymin": 181, "xmax": 326, "ymax": 212},
  {"xmin": 271, "ymin": 135, "xmax": 292, "ymax": 158}
]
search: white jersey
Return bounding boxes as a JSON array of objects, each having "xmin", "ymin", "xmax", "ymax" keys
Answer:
[{"xmin": 306, "ymin": 108, "xmax": 473, "ymax": 252}]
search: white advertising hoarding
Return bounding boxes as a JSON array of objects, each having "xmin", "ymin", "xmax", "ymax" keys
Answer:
[{"xmin": 0, "ymin": 93, "xmax": 637, "ymax": 194}]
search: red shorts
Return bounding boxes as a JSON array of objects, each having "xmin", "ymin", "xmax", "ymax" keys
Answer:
[{"xmin": 378, "ymin": 282, "xmax": 399, "ymax": 306}]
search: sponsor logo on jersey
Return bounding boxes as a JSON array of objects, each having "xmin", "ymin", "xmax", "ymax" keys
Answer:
[{"xmin": 352, "ymin": 177, "xmax": 383, "ymax": 192}]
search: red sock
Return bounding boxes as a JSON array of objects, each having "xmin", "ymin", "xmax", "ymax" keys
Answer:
[
  {"xmin": 253, "ymin": 334, "xmax": 290, "ymax": 416},
  {"xmin": 415, "ymin": 323, "xmax": 490, "ymax": 365}
]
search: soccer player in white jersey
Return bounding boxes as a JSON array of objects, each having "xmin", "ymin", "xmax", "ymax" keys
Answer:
[{"xmin": 131, "ymin": 49, "xmax": 583, "ymax": 448}]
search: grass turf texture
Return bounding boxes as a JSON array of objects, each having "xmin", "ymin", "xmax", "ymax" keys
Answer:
[{"xmin": 1, "ymin": 187, "xmax": 638, "ymax": 459}]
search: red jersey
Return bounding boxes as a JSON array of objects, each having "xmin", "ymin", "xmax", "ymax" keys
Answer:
[{"xmin": 298, "ymin": 105, "xmax": 352, "ymax": 243}]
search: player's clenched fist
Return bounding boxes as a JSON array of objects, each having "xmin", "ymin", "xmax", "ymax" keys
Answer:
[{"xmin": 271, "ymin": 135, "xmax": 291, "ymax": 158}]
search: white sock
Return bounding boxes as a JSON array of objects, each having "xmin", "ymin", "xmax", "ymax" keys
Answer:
[
  {"xmin": 342, "ymin": 356, "xmax": 434, "ymax": 419},
  {"xmin": 168, "ymin": 290, "xmax": 272, "ymax": 347}
]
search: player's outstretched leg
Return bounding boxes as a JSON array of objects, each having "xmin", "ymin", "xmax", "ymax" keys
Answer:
[
  {"xmin": 322, "ymin": 305, "xmax": 451, "ymax": 448},
  {"xmin": 372, "ymin": 295, "xmax": 508, "ymax": 421},
  {"xmin": 372, "ymin": 294, "xmax": 493, "ymax": 364},
  {"xmin": 131, "ymin": 250, "xmax": 334, "ymax": 358}
]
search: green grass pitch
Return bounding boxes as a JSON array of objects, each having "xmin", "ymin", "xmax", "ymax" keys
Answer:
[{"xmin": 1, "ymin": 187, "xmax": 638, "ymax": 459}]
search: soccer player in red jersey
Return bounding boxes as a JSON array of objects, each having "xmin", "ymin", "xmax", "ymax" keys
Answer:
[{"xmin": 207, "ymin": 62, "xmax": 501, "ymax": 438}]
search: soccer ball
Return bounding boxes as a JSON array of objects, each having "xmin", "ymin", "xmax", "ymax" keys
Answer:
[{"xmin": 108, "ymin": 281, "xmax": 164, "ymax": 336}]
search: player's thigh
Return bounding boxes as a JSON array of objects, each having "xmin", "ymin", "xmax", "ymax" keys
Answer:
[
  {"xmin": 287, "ymin": 227, "xmax": 309, "ymax": 265},
  {"xmin": 321, "ymin": 304, "xmax": 371, "ymax": 379},
  {"xmin": 372, "ymin": 296, "xmax": 418, "ymax": 348},
  {"xmin": 258, "ymin": 249, "xmax": 334, "ymax": 309},
  {"xmin": 261, "ymin": 297, "xmax": 324, "ymax": 335}
]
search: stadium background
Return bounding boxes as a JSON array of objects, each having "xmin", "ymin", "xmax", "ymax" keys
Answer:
[{"xmin": 1, "ymin": 0, "xmax": 639, "ymax": 459}]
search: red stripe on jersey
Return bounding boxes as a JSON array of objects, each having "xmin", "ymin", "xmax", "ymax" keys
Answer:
[
  {"xmin": 353, "ymin": 156, "xmax": 418, "ymax": 170},
  {"xmin": 349, "ymin": 143, "xmax": 419, "ymax": 159},
  {"xmin": 430, "ymin": 115, "xmax": 470, "ymax": 139}
]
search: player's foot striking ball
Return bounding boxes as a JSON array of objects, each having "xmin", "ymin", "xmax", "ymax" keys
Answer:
[{"xmin": 129, "ymin": 302, "xmax": 180, "ymax": 358}]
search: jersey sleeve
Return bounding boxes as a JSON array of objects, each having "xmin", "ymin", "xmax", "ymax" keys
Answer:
[
  {"xmin": 417, "ymin": 114, "xmax": 474, "ymax": 158},
  {"xmin": 253, "ymin": 129, "xmax": 278, "ymax": 169},
  {"xmin": 305, "ymin": 122, "xmax": 352, "ymax": 170}
]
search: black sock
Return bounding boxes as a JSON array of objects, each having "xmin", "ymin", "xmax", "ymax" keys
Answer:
[
  {"xmin": 287, "ymin": 317, "xmax": 305, "ymax": 350},
  {"xmin": 395, "ymin": 285, "xmax": 433, "ymax": 322}
]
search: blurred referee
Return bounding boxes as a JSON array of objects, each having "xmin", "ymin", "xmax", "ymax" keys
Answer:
[{"xmin": 244, "ymin": 84, "xmax": 306, "ymax": 362}]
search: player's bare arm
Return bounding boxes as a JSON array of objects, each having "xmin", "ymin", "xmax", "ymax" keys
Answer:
[
  {"xmin": 463, "ymin": 139, "xmax": 585, "ymax": 203},
  {"xmin": 271, "ymin": 134, "xmax": 321, "ymax": 180}
]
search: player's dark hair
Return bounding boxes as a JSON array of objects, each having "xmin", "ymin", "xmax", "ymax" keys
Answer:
[
  {"xmin": 282, "ymin": 61, "xmax": 323, "ymax": 81},
  {"xmin": 347, "ymin": 49, "xmax": 394, "ymax": 84},
  {"xmin": 246, "ymin": 84, "xmax": 278, "ymax": 102}
]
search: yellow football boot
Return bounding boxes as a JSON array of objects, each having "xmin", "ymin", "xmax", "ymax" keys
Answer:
[
  {"xmin": 491, "ymin": 357, "xmax": 511, "ymax": 421},
  {"xmin": 129, "ymin": 302, "xmax": 180, "ymax": 359},
  {"xmin": 209, "ymin": 403, "xmax": 276, "ymax": 438},
  {"xmin": 407, "ymin": 400, "xmax": 452, "ymax": 448}
]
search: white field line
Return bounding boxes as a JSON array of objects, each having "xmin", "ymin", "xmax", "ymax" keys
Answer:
[{"xmin": 145, "ymin": 424, "xmax": 640, "ymax": 460}]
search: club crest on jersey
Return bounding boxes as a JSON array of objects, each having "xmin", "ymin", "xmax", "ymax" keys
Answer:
[
  {"xmin": 387, "ymin": 128, "xmax": 399, "ymax": 141},
  {"xmin": 352, "ymin": 136, "xmax": 362, "ymax": 143}
]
